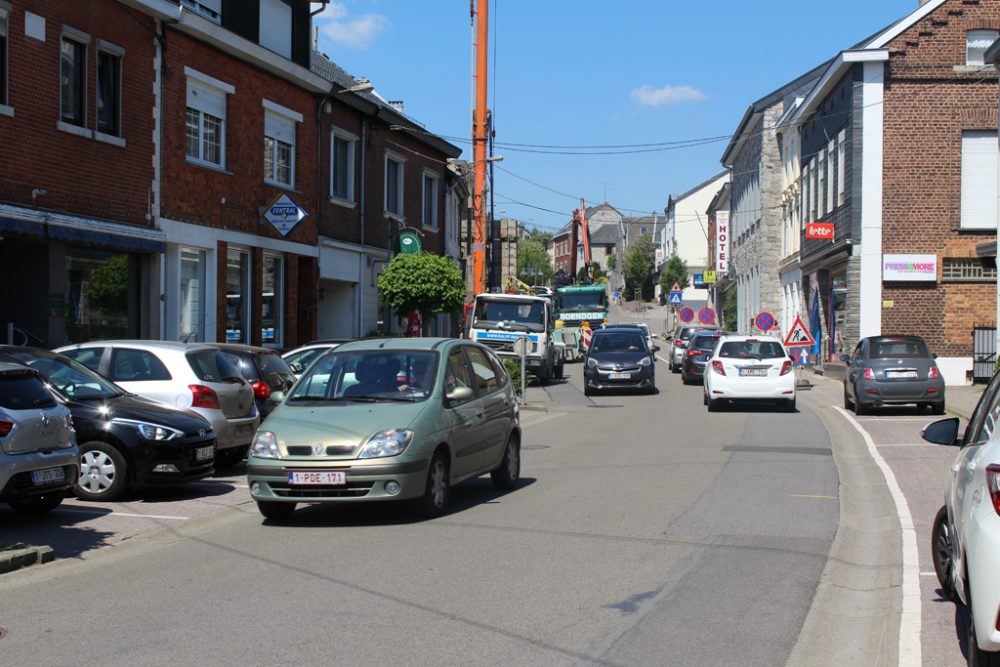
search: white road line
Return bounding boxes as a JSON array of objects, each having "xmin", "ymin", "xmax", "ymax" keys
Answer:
[
  {"xmin": 55, "ymin": 507, "xmax": 189, "ymax": 521},
  {"xmin": 655, "ymin": 354, "xmax": 671, "ymax": 364},
  {"xmin": 875, "ymin": 442, "xmax": 941, "ymax": 447},
  {"xmin": 834, "ymin": 406, "xmax": 921, "ymax": 667},
  {"xmin": 920, "ymin": 571, "xmax": 937, "ymax": 577},
  {"xmin": 521, "ymin": 412, "xmax": 566, "ymax": 428}
]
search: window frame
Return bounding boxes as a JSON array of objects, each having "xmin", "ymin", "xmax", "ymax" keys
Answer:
[
  {"xmin": 817, "ymin": 149, "xmax": 827, "ymax": 218},
  {"xmin": 967, "ymin": 29, "xmax": 999, "ymax": 66},
  {"xmin": 59, "ymin": 28, "xmax": 90, "ymax": 132},
  {"xmin": 421, "ymin": 168, "xmax": 440, "ymax": 229},
  {"xmin": 95, "ymin": 39, "xmax": 124, "ymax": 143},
  {"xmin": 837, "ymin": 129, "xmax": 847, "ymax": 206},
  {"xmin": 262, "ymin": 100, "xmax": 300, "ymax": 189},
  {"xmin": 185, "ymin": 67, "xmax": 234, "ymax": 170},
  {"xmin": 384, "ymin": 149, "xmax": 406, "ymax": 219},
  {"xmin": 329, "ymin": 126, "xmax": 358, "ymax": 206},
  {"xmin": 960, "ymin": 130, "xmax": 999, "ymax": 230},
  {"xmin": 0, "ymin": 2, "xmax": 10, "ymax": 113}
]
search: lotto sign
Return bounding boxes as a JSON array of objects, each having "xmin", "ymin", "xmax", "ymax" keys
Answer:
[
  {"xmin": 783, "ymin": 315, "xmax": 816, "ymax": 348},
  {"xmin": 678, "ymin": 307, "xmax": 695, "ymax": 323},
  {"xmin": 754, "ymin": 311, "xmax": 775, "ymax": 332},
  {"xmin": 805, "ymin": 222, "xmax": 835, "ymax": 240},
  {"xmin": 261, "ymin": 193, "xmax": 308, "ymax": 237},
  {"xmin": 697, "ymin": 307, "xmax": 716, "ymax": 325}
]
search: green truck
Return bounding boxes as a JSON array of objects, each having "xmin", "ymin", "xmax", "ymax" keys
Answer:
[{"xmin": 555, "ymin": 284, "xmax": 608, "ymax": 328}]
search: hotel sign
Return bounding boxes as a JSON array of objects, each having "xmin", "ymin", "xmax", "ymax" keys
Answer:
[
  {"xmin": 715, "ymin": 211, "xmax": 729, "ymax": 274},
  {"xmin": 882, "ymin": 254, "xmax": 937, "ymax": 282}
]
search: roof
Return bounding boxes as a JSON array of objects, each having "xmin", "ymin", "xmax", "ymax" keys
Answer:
[
  {"xmin": 668, "ymin": 170, "xmax": 731, "ymax": 208},
  {"xmin": 590, "ymin": 225, "xmax": 619, "ymax": 245},
  {"xmin": 706, "ymin": 182, "xmax": 732, "ymax": 214}
]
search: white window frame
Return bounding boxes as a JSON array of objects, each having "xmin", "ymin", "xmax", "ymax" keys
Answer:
[
  {"xmin": 961, "ymin": 130, "xmax": 999, "ymax": 230},
  {"xmin": 0, "ymin": 2, "xmax": 10, "ymax": 116},
  {"xmin": 185, "ymin": 67, "xmax": 234, "ymax": 170},
  {"xmin": 817, "ymin": 149, "xmax": 826, "ymax": 218},
  {"xmin": 837, "ymin": 129, "xmax": 846, "ymax": 206},
  {"xmin": 180, "ymin": 0, "xmax": 221, "ymax": 24},
  {"xmin": 59, "ymin": 27, "xmax": 90, "ymax": 136},
  {"xmin": 826, "ymin": 139, "xmax": 836, "ymax": 213},
  {"xmin": 967, "ymin": 30, "xmax": 999, "ymax": 66},
  {"xmin": 384, "ymin": 150, "xmax": 406, "ymax": 220},
  {"xmin": 95, "ymin": 39, "xmax": 124, "ymax": 146},
  {"xmin": 262, "ymin": 99, "xmax": 301, "ymax": 189},
  {"xmin": 329, "ymin": 126, "xmax": 358, "ymax": 206},
  {"xmin": 421, "ymin": 168, "xmax": 439, "ymax": 229}
]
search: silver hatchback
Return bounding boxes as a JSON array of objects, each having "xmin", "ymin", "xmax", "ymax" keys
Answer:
[{"xmin": 56, "ymin": 341, "xmax": 259, "ymax": 466}]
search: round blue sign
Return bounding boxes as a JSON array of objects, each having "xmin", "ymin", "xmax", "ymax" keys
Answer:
[
  {"xmin": 755, "ymin": 311, "xmax": 775, "ymax": 332},
  {"xmin": 698, "ymin": 307, "xmax": 716, "ymax": 325},
  {"xmin": 679, "ymin": 307, "xmax": 695, "ymax": 323}
]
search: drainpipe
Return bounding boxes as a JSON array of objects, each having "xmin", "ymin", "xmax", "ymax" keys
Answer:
[{"xmin": 358, "ymin": 118, "xmax": 367, "ymax": 337}]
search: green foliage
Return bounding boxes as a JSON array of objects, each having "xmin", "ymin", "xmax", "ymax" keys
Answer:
[
  {"xmin": 503, "ymin": 359, "xmax": 523, "ymax": 395},
  {"xmin": 624, "ymin": 234, "xmax": 656, "ymax": 300},
  {"xmin": 377, "ymin": 252, "xmax": 465, "ymax": 319},
  {"xmin": 89, "ymin": 255, "xmax": 129, "ymax": 312},
  {"xmin": 517, "ymin": 238, "xmax": 553, "ymax": 284},
  {"xmin": 575, "ymin": 261, "xmax": 606, "ymax": 286},
  {"xmin": 606, "ymin": 254, "xmax": 616, "ymax": 271},
  {"xmin": 722, "ymin": 286, "xmax": 738, "ymax": 329},
  {"xmin": 658, "ymin": 254, "xmax": 689, "ymax": 293},
  {"xmin": 528, "ymin": 228, "xmax": 553, "ymax": 245}
]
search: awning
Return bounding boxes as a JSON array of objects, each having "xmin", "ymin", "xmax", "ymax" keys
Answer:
[{"xmin": 0, "ymin": 207, "xmax": 167, "ymax": 253}]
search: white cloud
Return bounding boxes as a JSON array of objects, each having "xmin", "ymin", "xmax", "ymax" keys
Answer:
[
  {"xmin": 315, "ymin": 2, "xmax": 389, "ymax": 50},
  {"xmin": 630, "ymin": 84, "xmax": 707, "ymax": 107}
]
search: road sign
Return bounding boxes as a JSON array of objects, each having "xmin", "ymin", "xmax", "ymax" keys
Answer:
[
  {"xmin": 678, "ymin": 307, "xmax": 694, "ymax": 323},
  {"xmin": 754, "ymin": 311, "xmax": 775, "ymax": 332},
  {"xmin": 670, "ymin": 281, "xmax": 682, "ymax": 293},
  {"xmin": 783, "ymin": 315, "xmax": 816, "ymax": 347},
  {"xmin": 581, "ymin": 326, "xmax": 593, "ymax": 348},
  {"xmin": 668, "ymin": 291, "xmax": 683, "ymax": 306},
  {"xmin": 703, "ymin": 271, "xmax": 717, "ymax": 284},
  {"xmin": 512, "ymin": 336, "xmax": 529, "ymax": 356},
  {"xmin": 693, "ymin": 273, "xmax": 704, "ymax": 288},
  {"xmin": 697, "ymin": 307, "xmax": 716, "ymax": 325},
  {"xmin": 261, "ymin": 193, "xmax": 307, "ymax": 237}
]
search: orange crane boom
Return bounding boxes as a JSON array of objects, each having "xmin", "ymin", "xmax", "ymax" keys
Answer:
[{"xmin": 471, "ymin": 0, "xmax": 489, "ymax": 295}]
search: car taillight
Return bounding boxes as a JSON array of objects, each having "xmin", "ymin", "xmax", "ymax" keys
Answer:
[
  {"xmin": 987, "ymin": 464, "xmax": 1000, "ymax": 516},
  {"xmin": 189, "ymin": 384, "xmax": 221, "ymax": 409},
  {"xmin": 0, "ymin": 420, "xmax": 11, "ymax": 437},
  {"xmin": 864, "ymin": 367, "xmax": 875, "ymax": 380},
  {"xmin": 711, "ymin": 361, "xmax": 726, "ymax": 376},
  {"xmin": 675, "ymin": 340, "xmax": 684, "ymax": 347},
  {"xmin": 929, "ymin": 366, "xmax": 940, "ymax": 380},
  {"xmin": 780, "ymin": 361, "xmax": 792, "ymax": 376},
  {"xmin": 251, "ymin": 380, "xmax": 271, "ymax": 399},
  {"xmin": 687, "ymin": 349, "xmax": 702, "ymax": 358}
]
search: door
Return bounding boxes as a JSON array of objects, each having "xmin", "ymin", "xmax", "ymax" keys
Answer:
[
  {"xmin": 443, "ymin": 348, "xmax": 485, "ymax": 478},
  {"xmin": 464, "ymin": 345, "xmax": 511, "ymax": 469}
]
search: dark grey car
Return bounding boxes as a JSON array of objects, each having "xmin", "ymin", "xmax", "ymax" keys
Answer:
[
  {"xmin": 669, "ymin": 325, "xmax": 718, "ymax": 373},
  {"xmin": 843, "ymin": 335, "xmax": 945, "ymax": 415},
  {"xmin": 583, "ymin": 327, "xmax": 658, "ymax": 395}
]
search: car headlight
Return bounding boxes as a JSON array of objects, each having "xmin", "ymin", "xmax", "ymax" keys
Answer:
[
  {"xmin": 250, "ymin": 431, "xmax": 280, "ymax": 459},
  {"xmin": 638, "ymin": 356, "xmax": 652, "ymax": 367},
  {"xmin": 358, "ymin": 429, "xmax": 413, "ymax": 459},
  {"xmin": 586, "ymin": 358, "xmax": 598, "ymax": 369},
  {"xmin": 110, "ymin": 418, "xmax": 183, "ymax": 441}
]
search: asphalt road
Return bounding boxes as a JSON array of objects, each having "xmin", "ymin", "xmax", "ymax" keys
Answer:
[{"xmin": 0, "ymin": 355, "xmax": 843, "ymax": 666}]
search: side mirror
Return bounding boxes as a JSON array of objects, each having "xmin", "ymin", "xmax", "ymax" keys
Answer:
[
  {"xmin": 446, "ymin": 386, "xmax": 473, "ymax": 402},
  {"xmin": 921, "ymin": 417, "xmax": 961, "ymax": 446}
]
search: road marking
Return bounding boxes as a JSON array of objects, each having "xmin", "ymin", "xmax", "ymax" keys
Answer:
[
  {"xmin": 875, "ymin": 443, "xmax": 940, "ymax": 447},
  {"xmin": 54, "ymin": 507, "xmax": 189, "ymax": 521},
  {"xmin": 834, "ymin": 406, "xmax": 921, "ymax": 666},
  {"xmin": 789, "ymin": 494, "xmax": 838, "ymax": 500},
  {"xmin": 520, "ymin": 412, "xmax": 566, "ymax": 428},
  {"xmin": 920, "ymin": 571, "xmax": 937, "ymax": 577},
  {"xmin": 655, "ymin": 354, "xmax": 670, "ymax": 364}
]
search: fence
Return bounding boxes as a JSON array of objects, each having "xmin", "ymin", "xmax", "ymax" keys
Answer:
[{"xmin": 973, "ymin": 326, "xmax": 997, "ymax": 382}]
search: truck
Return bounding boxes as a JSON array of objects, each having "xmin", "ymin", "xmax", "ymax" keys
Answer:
[
  {"xmin": 554, "ymin": 284, "xmax": 609, "ymax": 354},
  {"xmin": 467, "ymin": 292, "xmax": 564, "ymax": 382}
]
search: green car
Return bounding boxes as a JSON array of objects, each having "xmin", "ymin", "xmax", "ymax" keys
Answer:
[{"xmin": 247, "ymin": 338, "xmax": 521, "ymax": 520}]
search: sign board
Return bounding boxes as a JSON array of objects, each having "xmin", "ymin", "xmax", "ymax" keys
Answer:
[
  {"xmin": 512, "ymin": 336, "xmax": 529, "ymax": 356},
  {"xmin": 715, "ymin": 211, "xmax": 729, "ymax": 274},
  {"xmin": 668, "ymin": 291, "xmax": 683, "ymax": 306},
  {"xmin": 398, "ymin": 232, "xmax": 422, "ymax": 254},
  {"xmin": 882, "ymin": 254, "xmax": 937, "ymax": 282},
  {"xmin": 693, "ymin": 273, "xmax": 705, "ymax": 288},
  {"xmin": 783, "ymin": 315, "xmax": 816, "ymax": 347},
  {"xmin": 754, "ymin": 311, "xmax": 775, "ymax": 332},
  {"xmin": 678, "ymin": 307, "xmax": 695, "ymax": 323},
  {"xmin": 261, "ymin": 193, "xmax": 307, "ymax": 237},
  {"xmin": 670, "ymin": 281, "xmax": 682, "ymax": 293},
  {"xmin": 703, "ymin": 271, "xmax": 717, "ymax": 284},
  {"xmin": 805, "ymin": 222, "xmax": 835, "ymax": 240},
  {"xmin": 697, "ymin": 307, "xmax": 716, "ymax": 325}
]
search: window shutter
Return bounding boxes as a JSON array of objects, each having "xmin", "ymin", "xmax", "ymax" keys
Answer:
[
  {"xmin": 961, "ymin": 131, "xmax": 999, "ymax": 229},
  {"xmin": 265, "ymin": 112, "xmax": 295, "ymax": 145},
  {"xmin": 187, "ymin": 82, "xmax": 226, "ymax": 118}
]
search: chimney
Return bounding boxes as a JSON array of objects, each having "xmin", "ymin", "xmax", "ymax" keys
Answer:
[{"xmin": 388, "ymin": 100, "xmax": 405, "ymax": 113}]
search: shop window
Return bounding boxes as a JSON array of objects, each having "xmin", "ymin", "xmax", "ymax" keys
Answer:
[
  {"xmin": 180, "ymin": 247, "xmax": 206, "ymax": 342},
  {"xmin": 226, "ymin": 247, "xmax": 250, "ymax": 343},
  {"xmin": 65, "ymin": 250, "xmax": 135, "ymax": 343},
  {"xmin": 262, "ymin": 253, "xmax": 283, "ymax": 347}
]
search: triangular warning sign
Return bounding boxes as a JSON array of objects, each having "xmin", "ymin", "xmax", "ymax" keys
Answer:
[
  {"xmin": 670, "ymin": 281, "xmax": 682, "ymax": 293},
  {"xmin": 783, "ymin": 315, "xmax": 816, "ymax": 347}
]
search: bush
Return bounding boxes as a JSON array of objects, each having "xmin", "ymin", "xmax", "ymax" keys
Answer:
[{"xmin": 504, "ymin": 359, "xmax": 523, "ymax": 395}]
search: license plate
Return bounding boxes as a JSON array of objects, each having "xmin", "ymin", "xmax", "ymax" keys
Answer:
[
  {"xmin": 31, "ymin": 467, "xmax": 66, "ymax": 486},
  {"xmin": 195, "ymin": 445, "xmax": 214, "ymax": 461},
  {"xmin": 288, "ymin": 471, "xmax": 346, "ymax": 485},
  {"xmin": 887, "ymin": 370, "xmax": 918, "ymax": 379},
  {"xmin": 739, "ymin": 368, "xmax": 768, "ymax": 377},
  {"xmin": 609, "ymin": 372, "xmax": 631, "ymax": 380}
]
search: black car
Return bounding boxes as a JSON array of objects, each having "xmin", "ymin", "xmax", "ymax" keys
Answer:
[
  {"xmin": 215, "ymin": 344, "xmax": 296, "ymax": 418},
  {"xmin": 583, "ymin": 327, "xmax": 659, "ymax": 396},
  {"xmin": 0, "ymin": 346, "xmax": 216, "ymax": 501},
  {"xmin": 681, "ymin": 331, "xmax": 725, "ymax": 384}
]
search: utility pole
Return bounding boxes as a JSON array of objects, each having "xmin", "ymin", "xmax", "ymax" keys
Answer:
[{"xmin": 471, "ymin": 0, "xmax": 489, "ymax": 296}]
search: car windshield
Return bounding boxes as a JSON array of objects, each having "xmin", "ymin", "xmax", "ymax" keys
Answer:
[
  {"xmin": 1, "ymin": 351, "xmax": 122, "ymax": 400},
  {"xmin": 871, "ymin": 338, "xmax": 930, "ymax": 359},
  {"xmin": 289, "ymin": 349, "xmax": 438, "ymax": 402},
  {"xmin": 473, "ymin": 299, "xmax": 545, "ymax": 332},
  {"xmin": 590, "ymin": 332, "xmax": 646, "ymax": 353},
  {"xmin": 558, "ymin": 292, "xmax": 607, "ymax": 311},
  {"xmin": 719, "ymin": 340, "xmax": 786, "ymax": 360}
]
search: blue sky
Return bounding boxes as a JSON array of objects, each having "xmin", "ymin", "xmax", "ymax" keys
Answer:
[{"xmin": 313, "ymin": 1, "xmax": 921, "ymax": 233}]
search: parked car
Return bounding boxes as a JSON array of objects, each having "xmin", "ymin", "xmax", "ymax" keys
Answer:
[
  {"xmin": 0, "ymin": 346, "xmax": 216, "ymax": 501},
  {"xmin": 842, "ymin": 334, "xmax": 945, "ymax": 415},
  {"xmin": 0, "ymin": 363, "xmax": 78, "ymax": 515},
  {"xmin": 247, "ymin": 338, "xmax": 521, "ymax": 521},
  {"xmin": 615, "ymin": 322, "xmax": 655, "ymax": 358},
  {"xmin": 923, "ymin": 369, "xmax": 1000, "ymax": 664},
  {"xmin": 216, "ymin": 344, "xmax": 295, "ymax": 419},
  {"xmin": 56, "ymin": 340, "xmax": 258, "ymax": 467},
  {"xmin": 582, "ymin": 326, "xmax": 658, "ymax": 396},
  {"xmin": 282, "ymin": 339, "xmax": 352, "ymax": 379},
  {"xmin": 703, "ymin": 335, "xmax": 796, "ymax": 412},
  {"xmin": 668, "ymin": 324, "xmax": 717, "ymax": 373},
  {"xmin": 681, "ymin": 330, "xmax": 725, "ymax": 385}
]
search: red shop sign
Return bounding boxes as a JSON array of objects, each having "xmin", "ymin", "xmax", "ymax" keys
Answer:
[{"xmin": 806, "ymin": 222, "xmax": 835, "ymax": 240}]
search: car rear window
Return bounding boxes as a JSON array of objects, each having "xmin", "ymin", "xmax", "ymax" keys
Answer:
[
  {"xmin": 224, "ymin": 352, "xmax": 260, "ymax": 381},
  {"xmin": 0, "ymin": 372, "xmax": 56, "ymax": 410},
  {"xmin": 258, "ymin": 351, "xmax": 293, "ymax": 378},
  {"xmin": 187, "ymin": 350, "xmax": 241, "ymax": 383},
  {"xmin": 871, "ymin": 338, "xmax": 930, "ymax": 359},
  {"xmin": 719, "ymin": 340, "xmax": 786, "ymax": 359},
  {"xmin": 692, "ymin": 335, "xmax": 722, "ymax": 351}
]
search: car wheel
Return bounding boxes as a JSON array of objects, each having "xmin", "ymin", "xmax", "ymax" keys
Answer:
[
  {"xmin": 931, "ymin": 505, "xmax": 957, "ymax": 602},
  {"xmin": 703, "ymin": 390, "xmax": 708, "ymax": 406},
  {"xmin": 491, "ymin": 434, "xmax": 521, "ymax": 490},
  {"xmin": 854, "ymin": 389, "xmax": 868, "ymax": 416},
  {"xmin": 784, "ymin": 397, "xmax": 797, "ymax": 413},
  {"xmin": 932, "ymin": 401, "xmax": 946, "ymax": 416},
  {"xmin": 843, "ymin": 384, "xmax": 854, "ymax": 410},
  {"xmin": 257, "ymin": 500, "xmax": 296, "ymax": 521},
  {"xmin": 8, "ymin": 492, "xmax": 64, "ymax": 515},
  {"xmin": 671, "ymin": 362, "xmax": 680, "ymax": 374},
  {"xmin": 417, "ymin": 452, "xmax": 450, "ymax": 518},
  {"xmin": 75, "ymin": 441, "xmax": 128, "ymax": 502}
]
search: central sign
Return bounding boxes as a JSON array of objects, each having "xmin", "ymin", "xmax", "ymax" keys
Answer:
[{"xmin": 261, "ymin": 193, "xmax": 308, "ymax": 237}]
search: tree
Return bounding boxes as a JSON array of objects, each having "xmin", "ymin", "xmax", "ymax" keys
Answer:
[
  {"xmin": 528, "ymin": 228, "xmax": 553, "ymax": 246},
  {"xmin": 516, "ymin": 238, "xmax": 553, "ymax": 285},
  {"xmin": 623, "ymin": 234, "xmax": 656, "ymax": 300},
  {"xmin": 722, "ymin": 286, "xmax": 737, "ymax": 329},
  {"xmin": 606, "ymin": 254, "xmax": 616, "ymax": 271},
  {"xmin": 377, "ymin": 252, "xmax": 466, "ymax": 327},
  {"xmin": 658, "ymin": 254, "xmax": 689, "ymax": 293}
]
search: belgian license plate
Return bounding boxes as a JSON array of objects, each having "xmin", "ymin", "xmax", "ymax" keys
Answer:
[
  {"xmin": 887, "ymin": 370, "xmax": 918, "ymax": 379},
  {"xmin": 609, "ymin": 372, "xmax": 631, "ymax": 380},
  {"xmin": 288, "ymin": 471, "xmax": 346, "ymax": 486},
  {"xmin": 31, "ymin": 467, "xmax": 66, "ymax": 486},
  {"xmin": 195, "ymin": 445, "xmax": 214, "ymax": 461},
  {"xmin": 739, "ymin": 368, "xmax": 768, "ymax": 377}
]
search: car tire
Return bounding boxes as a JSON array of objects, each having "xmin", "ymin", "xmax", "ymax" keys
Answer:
[
  {"xmin": 8, "ymin": 492, "xmax": 64, "ymax": 515},
  {"xmin": 854, "ymin": 389, "xmax": 868, "ymax": 416},
  {"xmin": 843, "ymin": 384, "xmax": 854, "ymax": 410},
  {"xmin": 584, "ymin": 386, "xmax": 593, "ymax": 397},
  {"xmin": 931, "ymin": 505, "xmax": 957, "ymax": 602},
  {"xmin": 75, "ymin": 441, "xmax": 129, "ymax": 502},
  {"xmin": 932, "ymin": 401, "xmax": 946, "ymax": 416},
  {"xmin": 417, "ymin": 452, "xmax": 450, "ymax": 518},
  {"xmin": 671, "ymin": 362, "xmax": 681, "ymax": 374},
  {"xmin": 490, "ymin": 434, "xmax": 520, "ymax": 490},
  {"xmin": 216, "ymin": 445, "xmax": 249, "ymax": 468},
  {"xmin": 554, "ymin": 359, "xmax": 565, "ymax": 380},
  {"xmin": 257, "ymin": 500, "xmax": 295, "ymax": 521},
  {"xmin": 703, "ymin": 391, "xmax": 708, "ymax": 406}
]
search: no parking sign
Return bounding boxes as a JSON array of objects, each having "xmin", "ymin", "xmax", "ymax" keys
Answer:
[
  {"xmin": 678, "ymin": 307, "xmax": 694, "ymax": 323},
  {"xmin": 697, "ymin": 307, "xmax": 716, "ymax": 325},
  {"xmin": 754, "ymin": 311, "xmax": 775, "ymax": 332}
]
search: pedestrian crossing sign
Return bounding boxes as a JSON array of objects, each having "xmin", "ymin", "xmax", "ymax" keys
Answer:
[
  {"xmin": 783, "ymin": 315, "xmax": 816, "ymax": 348},
  {"xmin": 668, "ymin": 291, "xmax": 683, "ymax": 305}
]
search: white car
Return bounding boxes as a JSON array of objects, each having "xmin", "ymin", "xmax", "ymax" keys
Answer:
[
  {"xmin": 702, "ymin": 334, "xmax": 796, "ymax": 412},
  {"xmin": 924, "ymin": 373, "xmax": 1000, "ymax": 663},
  {"xmin": 281, "ymin": 339, "xmax": 351, "ymax": 379}
]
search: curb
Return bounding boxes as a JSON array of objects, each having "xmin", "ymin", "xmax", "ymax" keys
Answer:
[
  {"xmin": 0, "ymin": 545, "xmax": 55, "ymax": 575},
  {"xmin": 519, "ymin": 403, "xmax": 549, "ymax": 413}
]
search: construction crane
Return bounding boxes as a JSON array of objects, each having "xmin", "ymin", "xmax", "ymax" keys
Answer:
[{"xmin": 504, "ymin": 275, "xmax": 533, "ymax": 295}]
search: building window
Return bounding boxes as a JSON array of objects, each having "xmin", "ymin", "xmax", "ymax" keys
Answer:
[
  {"xmin": 942, "ymin": 258, "xmax": 997, "ymax": 282},
  {"xmin": 180, "ymin": 0, "xmax": 221, "ymax": 24},
  {"xmin": 226, "ymin": 247, "xmax": 250, "ymax": 344},
  {"xmin": 422, "ymin": 170, "xmax": 439, "ymax": 228},
  {"xmin": 817, "ymin": 149, "xmax": 826, "ymax": 218},
  {"xmin": 259, "ymin": 0, "xmax": 292, "ymax": 59},
  {"xmin": 330, "ymin": 127, "xmax": 357, "ymax": 203},
  {"xmin": 60, "ymin": 35, "xmax": 87, "ymax": 126},
  {"xmin": 185, "ymin": 68, "xmax": 233, "ymax": 168},
  {"xmin": 810, "ymin": 157, "xmax": 818, "ymax": 220},
  {"xmin": 0, "ymin": 5, "xmax": 8, "ymax": 108},
  {"xmin": 826, "ymin": 139, "xmax": 836, "ymax": 213},
  {"xmin": 385, "ymin": 151, "xmax": 405, "ymax": 218},
  {"xmin": 262, "ymin": 253, "xmax": 283, "ymax": 347},
  {"xmin": 801, "ymin": 164, "xmax": 809, "ymax": 223},
  {"xmin": 837, "ymin": 129, "xmax": 846, "ymax": 206},
  {"xmin": 264, "ymin": 110, "xmax": 296, "ymax": 187},
  {"xmin": 179, "ymin": 247, "xmax": 206, "ymax": 342},
  {"xmin": 967, "ymin": 30, "xmax": 999, "ymax": 66},
  {"xmin": 961, "ymin": 130, "xmax": 999, "ymax": 229},
  {"xmin": 96, "ymin": 47, "xmax": 122, "ymax": 137}
]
